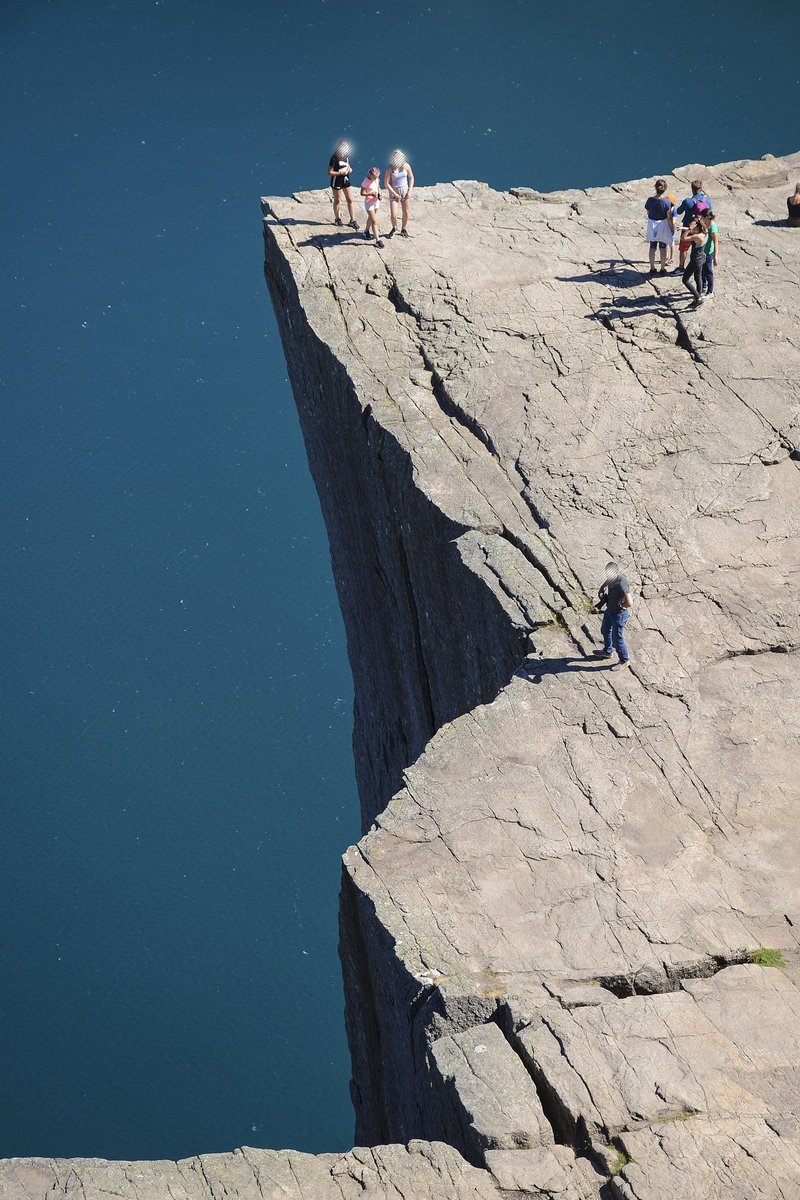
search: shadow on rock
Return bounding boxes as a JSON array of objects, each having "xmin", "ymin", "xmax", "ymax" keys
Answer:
[
  {"xmin": 272, "ymin": 217, "xmax": 333, "ymax": 227},
  {"xmin": 518, "ymin": 654, "xmax": 611, "ymax": 683},
  {"xmin": 557, "ymin": 261, "xmax": 646, "ymax": 288},
  {"xmin": 298, "ymin": 232, "xmax": 370, "ymax": 248}
]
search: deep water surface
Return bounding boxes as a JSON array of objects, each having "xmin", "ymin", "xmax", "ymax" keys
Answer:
[{"xmin": 1, "ymin": 0, "xmax": 798, "ymax": 1165}]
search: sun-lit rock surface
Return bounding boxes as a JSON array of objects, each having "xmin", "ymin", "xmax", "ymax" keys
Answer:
[{"xmin": 263, "ymin": 151, "xmax": 800, "ymax": 1198}]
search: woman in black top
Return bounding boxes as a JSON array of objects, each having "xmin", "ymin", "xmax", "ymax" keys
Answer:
[
  {"xmin": 328, "ymin": 140, "xmax": 358, "ymax": 230},
  {"xmin": 681, "ymin": 215, "xmax": 708, "ymax": 307},
  {"xmin": 788, "ymin": 182, "xmax": 800, "ymax": 227}
]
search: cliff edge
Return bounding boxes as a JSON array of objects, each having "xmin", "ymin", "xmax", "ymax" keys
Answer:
[
  {"xmin": 2, "ymin": 152, "xmax": 798, "ymax": 1200},
  {"xmin": 263, "ymin": 152, "xmax": 800, "ymax": 1198}
]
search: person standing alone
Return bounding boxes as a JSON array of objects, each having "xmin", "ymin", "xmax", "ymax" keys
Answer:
[{"xmin": 593, "ymin": 562, "xmax": 633, "ymax": 670}]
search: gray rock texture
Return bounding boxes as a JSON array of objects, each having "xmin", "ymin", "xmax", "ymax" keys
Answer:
[
  {"xmin": 0, "ymin": 1142, "xmax": 501, "ymax": 1199},
  {"xmin": 263, "ymin": 151, "xmax": 800, "ymax": 1197},
  {"xmin": 2, "ymin": 152, "xmax": 798, "ymax": 1200}
]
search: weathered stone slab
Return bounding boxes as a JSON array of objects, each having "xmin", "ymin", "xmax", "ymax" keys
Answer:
[
  {"xmin": 485, "ymin": 1145, "xmax": 605, "ymax": 1197},
  {"xmin": 429, "ymin": 1020, "xmax": 553, "ymax": 1160},
  {"xmin": 515, "ymin": 964, "xmax": 800, "ymax": 1145},
  {"xmin": 611, "ymin": 1116, "xmax": 800, "ymax": 1199},
  {"xmin": 0, "ymin": 1142, "xmax": 503, "ymax": 1200}
]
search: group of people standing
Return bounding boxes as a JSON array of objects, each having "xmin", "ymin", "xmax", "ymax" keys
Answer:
[
  {"xmin": 644, "ymin": 178, "xmax": 718, "ymax": 307},
  {"xmin": 327, "ymin": 140, "xmax": 414, "ymax": 248}
]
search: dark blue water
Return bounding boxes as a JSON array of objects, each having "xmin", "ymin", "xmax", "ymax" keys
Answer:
[{"xmin": 1, "ymin": 0, "xmax": 797, "ymax": 1165}]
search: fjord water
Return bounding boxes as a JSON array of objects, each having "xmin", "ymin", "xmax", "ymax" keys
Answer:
[{"xmin": 1, "ymin": 0, "xmax": 797, "ymax": 1164}]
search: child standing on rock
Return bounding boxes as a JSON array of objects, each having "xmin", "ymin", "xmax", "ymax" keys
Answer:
[{"xmin": 360, "ymin": 167, "xmax": 384, "ymax": 247}]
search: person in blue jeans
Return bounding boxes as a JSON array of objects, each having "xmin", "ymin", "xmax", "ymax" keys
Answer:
[
  {"xmin": 701, "ymin": 210, "xmax": 718, "ymax": 299},
  {"xmin": 593, "ymin": 561, "xmax": 633, "ymax": 670}
]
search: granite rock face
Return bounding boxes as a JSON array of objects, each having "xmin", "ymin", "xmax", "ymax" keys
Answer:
[
  {"xmin": 262, "ymin": 152, "xmax": 800, "ymax": 1198},
  {"xmin": 0, "ymin": 1142, "xmax": 502, "ymax": 1199}
]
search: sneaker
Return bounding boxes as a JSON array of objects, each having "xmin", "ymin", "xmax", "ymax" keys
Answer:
[
  {"xmin": 386, "ymin": 227, "xmax": 396, "ymax": 238},
  {"xmin": 672, "ymin": 266, "xmax": 683, "ymax": 274},
  {"xmin": 649, "ymin": 266, "xmax": 658, "ymax": 274},
  {"xmin": 334, "ymin": 217, "xmax": 343, "ymax": 227},
  {"xmin": 592, "ymin": 650, "xmax": 613, "ymax": 659},
  {"xmin": 364, "ymin": 230, "xmax": 371, "ymax": 240},
  {"xmin": 376, "ymin": 239, "xmax": 384, "ymax": 248},
  {"xmin": 611, "ymin": 659, "xmax": 629, "ymax": 671},
  {"xmin": 659, "ymin": 267, "xmax": 668, "ymax": 275},
  {"xmin": 704, "ymin": 293, "xmax": 714, "ymax": 302},
  {"xmin": 400, "ymin": 228, "xmax": 409, "ymax": 238},
  {"xmin": 348, "ymin": 220, "xmax": 358, "ymax": 230}
]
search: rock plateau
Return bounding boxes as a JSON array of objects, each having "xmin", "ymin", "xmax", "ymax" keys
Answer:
[{"xmin": 2, "ymin": 151, "xmax": 799, "ymax": 1199}]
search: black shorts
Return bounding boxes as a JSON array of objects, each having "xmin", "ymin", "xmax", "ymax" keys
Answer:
[{"xmin": 331, "ymin": 174, "xmax": 351, "ymax": 191}]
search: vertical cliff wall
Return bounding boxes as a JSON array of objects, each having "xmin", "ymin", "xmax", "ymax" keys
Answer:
[{"xmin": 263, "ymin": 218, "xmax": 564, "ymax": 830}]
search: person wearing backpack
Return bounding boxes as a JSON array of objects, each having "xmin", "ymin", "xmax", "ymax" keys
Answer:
[{"xmin": 674, "ymin": 180, "xmax": 711, "ymax": 272}]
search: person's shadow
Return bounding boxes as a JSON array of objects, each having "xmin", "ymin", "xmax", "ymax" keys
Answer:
[
  {"xmin": 271, "ymin": 217, "xmax": 333, "ymax": 228},
  {"xmin": 557, "ymin": 261, "xmax": 645, "ymax": 289},
  {"xmin": 297, "ymin": 230, "xmax": 369, "ymax": 248},
  {"xmin": 518, "ymin": 654, "xmax": 617, "ymax": 684},
  {"xmin": 752, "ymin": 219, "xmax": 798, "ymax": 228}
]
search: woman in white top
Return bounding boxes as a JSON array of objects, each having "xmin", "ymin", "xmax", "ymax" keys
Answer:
[{"xmin": 384, "ymin": 150, "xmax": 414, "ymax": 238}]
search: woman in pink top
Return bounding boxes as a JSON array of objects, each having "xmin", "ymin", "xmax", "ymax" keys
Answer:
[{"xmin": 360, "ymin": 167, "xmax": 384, "ymax": 247}]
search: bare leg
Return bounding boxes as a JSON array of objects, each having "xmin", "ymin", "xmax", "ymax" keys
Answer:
[{"xmin": 401, "ymin": 194, "xmax": 410, "ymax": 232}]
